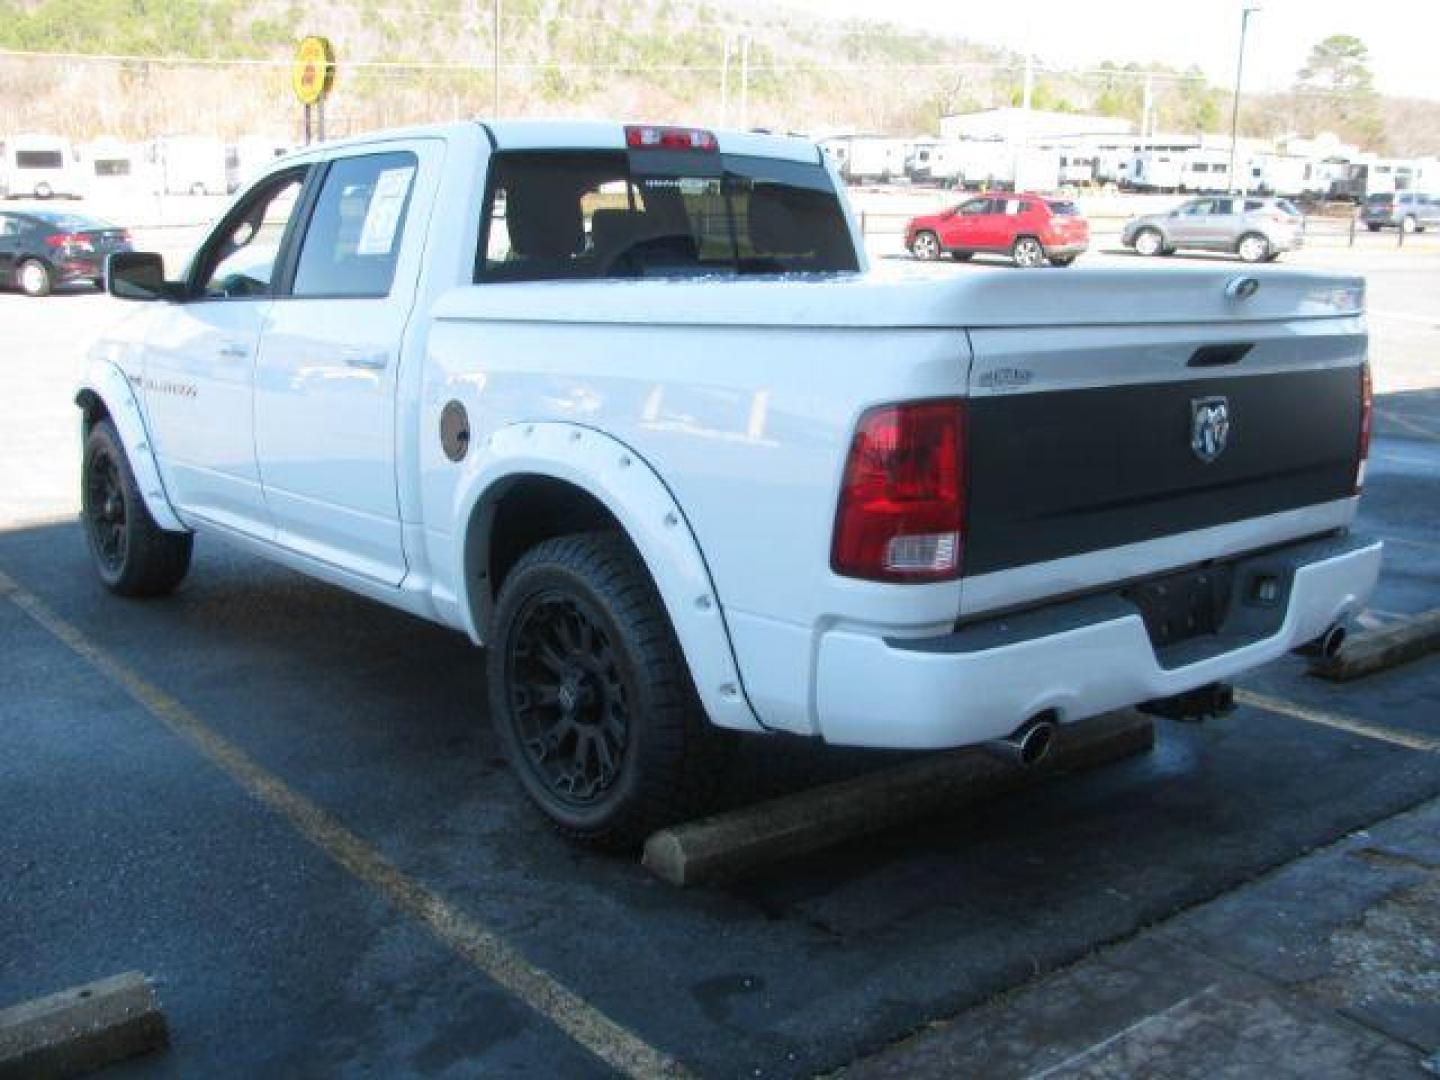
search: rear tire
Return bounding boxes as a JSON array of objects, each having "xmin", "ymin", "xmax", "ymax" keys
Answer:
[
  {"xmin": 1366, "ymin": 223, "xmax": 1382, "ymax": 232},
  {"xmin": 1133, "ymin": 228, "xmax": 1164, "ymax": 257},
  {"xmin": 487, "ymin": 532, "xmax": 726, "ymax": 850},
  {"xmin": 910, "ymin": 230, "xmax": 941, "ymax": 261},
  {"xmin": 81, "ymin": 419, "xmax": 193, "ymax": 597},
  {"xmin": 1236, "ymin": 232, "xmax": 1270, "ymax": 263},
  {"xmin": 17, "ymin": 258, "xmax": 52, "ymax": 297},
  {"xmin": 1011, "ymin": 236, "xmax": 1046, "ymax": 268}
]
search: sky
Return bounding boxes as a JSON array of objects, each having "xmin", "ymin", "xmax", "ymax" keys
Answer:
[{"xmin": 773, "ymin": 0, "xmax": 1440, "ymax": 101}]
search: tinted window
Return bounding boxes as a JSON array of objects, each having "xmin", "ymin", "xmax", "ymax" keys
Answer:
[
  {"xmin": 1046, "ymin": 200, "xmax": 1079, "ymax": 216},
  {"xmin": 15, "ymin": 150, "xmax": 63, "ymax": 169},
  {"xmin": 1365, "ymin": 193, "xmax": 1393, "ymax": 206},
  {"xmin": 479, "ymin": 150, "xmax": 855, "ymax": 282},
  {"xmin": 94, "ymin": 159, "xmax": 131, "ymax": 177},
  {"xmin": 199, "ymin": 172, "xmax": 305, "ymax": 299},
  {"xmin": 293, "ymin": 152, "xmax": 416, "ymax": 298}
]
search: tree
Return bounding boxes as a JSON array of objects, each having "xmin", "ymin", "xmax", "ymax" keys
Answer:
[
  {"xmin": 1293, "ymin": 35, "xmax": 1384, "ymax": 151},
  {"xmin": 1296, "ymin": 35, "xmax": 1374, "ymax": 95}
]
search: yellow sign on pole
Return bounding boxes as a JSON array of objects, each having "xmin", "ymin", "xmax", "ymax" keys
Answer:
[{"xmin": 292, "ymin": 35, "xmax": 336, "ymax": 106}]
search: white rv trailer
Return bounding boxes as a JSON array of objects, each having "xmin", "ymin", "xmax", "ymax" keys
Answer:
[
  {"xmin": 149, "ymin": 135, "xmax": 229, "ymax": 196},
  {"xmin": 1178, "ymin": 149, "xmax": 1234, "ymax": 194},
  {"xmin": 226, "ymin": 136, "xmax": 291, "ymax": 193},
  {"xmin": 1, "ymin": 133, "xmax": 82, "ymax": 199},
  {"xmin": 841, "ymin": 137, "xmax": 909, "ymax": 184},
  {"xmin": 81, "ymin": 138, "xmax": 144, "ymax": 197}
]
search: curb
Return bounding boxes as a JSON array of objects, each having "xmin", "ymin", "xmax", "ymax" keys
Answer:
[
  {"xmin": 0, "ymin": 971, "xmax": 168, "ymax": 1079},
  {"xmin": 643, "ymin": 711, "xmax": 1154, "ymax": 887},
  {"xmin": 1311, "ymin": 609, "xmax": 1440, "ymax": 682}
]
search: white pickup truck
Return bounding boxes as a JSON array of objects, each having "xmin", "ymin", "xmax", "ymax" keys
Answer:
[{"xmin": 82, "ymin": 120, "xmax": 1381, "ymax": 847}]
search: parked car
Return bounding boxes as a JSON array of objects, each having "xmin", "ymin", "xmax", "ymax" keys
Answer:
[
  {"xmin": 86, "ymin": 121, "xmax": 1377, "ymax": 847},
  {"xmin": 0, "ymin": 209, "xmax": 132, "ymax": 296},
  {"xmin": 1360, "ymin": 191, "xmax": 1440, "ymax": 233},
  {"xmin": 906, "ymin": 194, "xmax": 1089, "ymax": 267},
  {"xmin": 1122, "ymin": 196, "xmax": 1303, "ymax": 263}
]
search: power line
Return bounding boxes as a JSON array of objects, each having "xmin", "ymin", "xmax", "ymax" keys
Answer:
[{"xmin": 0, "ymin": 46, "xmax": 1388, "ymax": 97}]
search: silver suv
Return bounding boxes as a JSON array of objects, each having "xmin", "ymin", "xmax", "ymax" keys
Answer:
[
  {"xmin": 1361, "ymin": 191, "xmax": 1440, "ymax": 233},
  {"xmin": 1122, "ymin": 196, "xmax": 1303, "ymax": 263}
]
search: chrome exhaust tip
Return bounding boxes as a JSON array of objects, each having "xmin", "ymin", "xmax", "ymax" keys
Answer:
[
  {"xmin": 987, "ymin": 716, "xmax": 1057, "ymax": 768},
  {"xmin": 1295, "ymin": 623, "xmax": 1347, "ymax": 661}
]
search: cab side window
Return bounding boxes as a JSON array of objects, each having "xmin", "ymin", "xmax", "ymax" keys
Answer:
[
  {"xmin": 197, "ymin": 171, "xmax": 306, "ymax": 299},
  {"xmin": 292, "ymin": 152, "xmax": 417, "ymax": 298}
]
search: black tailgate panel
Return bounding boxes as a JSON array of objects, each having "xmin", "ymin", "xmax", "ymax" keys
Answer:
[{"xmin": 963, "ymin": 366, "xmax": 1362, "ymax": 575}]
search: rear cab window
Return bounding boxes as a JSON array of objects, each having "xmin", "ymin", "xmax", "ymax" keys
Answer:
[{"xmin": 477, "ymin": 149, "xmax": 857, "ymax": 282}]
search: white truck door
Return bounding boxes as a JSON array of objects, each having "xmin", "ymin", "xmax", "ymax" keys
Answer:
[
  {"xmin": 252, "ymin": 142, "xmax": 438, "ymax": 586},
  {"xmin": 143, "ymin": 167, "xmax": 310, "ymax": 537}
]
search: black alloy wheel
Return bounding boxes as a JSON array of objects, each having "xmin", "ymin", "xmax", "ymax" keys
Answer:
[{"xmin": 506, "ymin": 591, "xmax": 631, "ymax": 806}]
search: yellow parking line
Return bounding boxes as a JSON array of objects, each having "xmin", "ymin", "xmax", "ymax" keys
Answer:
[
  {"xmin": 1235, "ymin": 689, "xmax": 1440, "ymax": 753},
  {"xmin": 0, "ymin": 568, "xmax": 689, "ymax": 1080}
]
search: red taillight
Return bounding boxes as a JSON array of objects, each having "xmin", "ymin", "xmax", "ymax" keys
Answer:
[
  {"xmin": 1356, "ymin": 362, "xmax": 1372, "ymax": 493},
  {"xmin": 832, "ymin": 400, "xmax": 966, "ymax": 582},
  {"xmin": 44, "ymin": 232, "xmax": 91, "ymax": 250},
  {"xmin": 624, "ymin": 125, "xmax": 718, "ymax": 152}
]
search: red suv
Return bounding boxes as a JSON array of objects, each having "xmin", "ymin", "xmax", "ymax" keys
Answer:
[{"xmin": 905, "ymin": 193, "xmax": 1089, "ymax": 267}]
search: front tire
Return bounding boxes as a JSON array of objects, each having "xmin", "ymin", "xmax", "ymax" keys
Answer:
[
  {"xmin": 487, "ymin": 532, "xmax": 724, "ymax": 850},
  {"xmin": 1366, "ymin": 223, "xmax": 1382, "ymax": 232},
  {"xmin": 18, "ymin": 258, "xmax": 52, "ymax": 297},
  {"xmin": 910, "ymin": 230, "xmax": 941, "ymax": 261},
  {"xmin": 82, "ymin": 419, "xmax": 193, "ymax": 596}
]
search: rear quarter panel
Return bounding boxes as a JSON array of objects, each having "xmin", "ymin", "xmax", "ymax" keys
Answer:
[{"xmin": 421, "ymin": 306, "xmax": 971, "ymax": 733}]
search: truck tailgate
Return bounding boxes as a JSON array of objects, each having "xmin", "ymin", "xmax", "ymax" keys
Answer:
[{"xmin": 962, "ymin": 317, "xmax": 1366, "ymax": 613}]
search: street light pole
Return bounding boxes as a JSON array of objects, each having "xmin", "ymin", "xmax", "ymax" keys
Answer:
[
  {"xmin": 1227, "ymin": 4, "xmax": 1259, "ymax": 194},
  {"xmin": 492, "ymin": 0, "xmax": 501, "ymax": 118}
]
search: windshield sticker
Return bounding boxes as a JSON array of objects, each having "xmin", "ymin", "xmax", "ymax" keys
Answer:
[{"xmin": 356, "ymin": 166, "xmax": 415, "ymax": 256}]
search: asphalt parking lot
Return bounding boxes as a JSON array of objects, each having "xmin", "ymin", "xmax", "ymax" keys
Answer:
[{"xmin": 2, "ymin": 239, "xmax": 1438, "ymax": 1077}]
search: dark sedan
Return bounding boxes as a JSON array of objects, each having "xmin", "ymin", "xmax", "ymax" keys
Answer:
[{"xmin": 0, "ymin": 209, "xmax": 133, "ymax": 296}]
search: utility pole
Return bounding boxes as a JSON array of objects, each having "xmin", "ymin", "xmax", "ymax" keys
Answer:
[
  {"xmin": 1140, "ymin": 73, "xmax": 1153, "ymax": 145},
  {"xmin": 1012, "ymin": 46, "xmax": 1033, "ymax": 186},
  {"xmin": 492, "ymin": 0, "xmax": 501, "ymax": 117},
  {"xmin": 739, "ymin": 34, "xmax": 751, "ymax": 130},
  {"xmin": 1228, "ymin": 4, "xmax": 1260, "ymax": 194},
  {"xmin": 720, "ymin": 32, "xmax": 732, "ymax": 126}
]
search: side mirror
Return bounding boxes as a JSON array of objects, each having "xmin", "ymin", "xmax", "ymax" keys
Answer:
[{"xmin": 107, "ymin": 251, "xmax": 182, "ymax": 301}]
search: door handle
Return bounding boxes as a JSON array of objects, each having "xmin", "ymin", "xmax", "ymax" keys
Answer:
[
  {"xmin": 218, "ymin": 343, "xmax": 249, "ymax": 359},
  {"xmin": 342, "ymin": 349, "xmax": 389, "ymax": 371}
]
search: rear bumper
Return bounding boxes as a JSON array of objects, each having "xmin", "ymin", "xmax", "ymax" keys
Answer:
[
  {"xmin": 813, "ymin": 533, "xmax": 1381, "ymax": 749},
  {"xmin": 56, "ymin": 256, "xmax": 105, "ymax": 281}
]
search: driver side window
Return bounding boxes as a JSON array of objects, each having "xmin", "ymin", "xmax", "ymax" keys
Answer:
[{"xmin": 197, "ymin": 171, "xmax": 306, "ymax": 299}]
